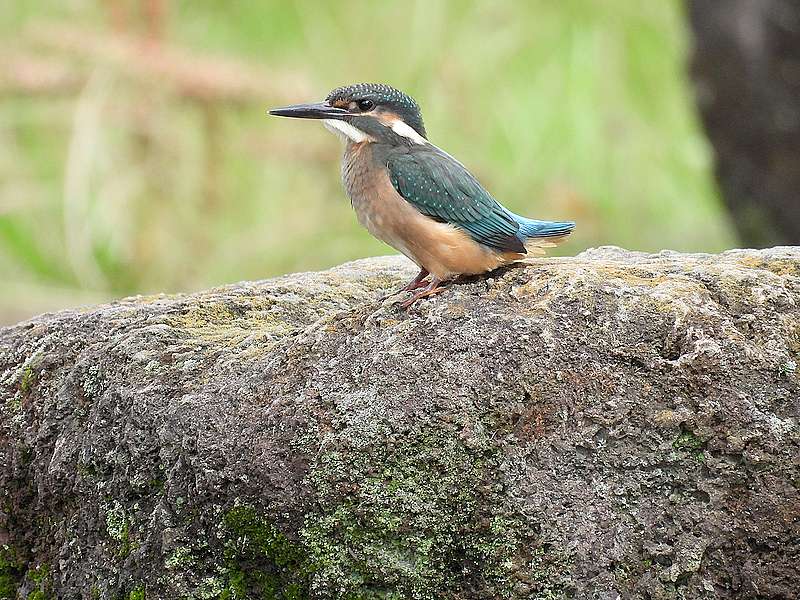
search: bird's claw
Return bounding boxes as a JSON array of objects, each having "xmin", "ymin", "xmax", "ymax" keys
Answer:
[
  {"xmin": 399, "ymin": 279, "xmax": 445, "ymax": 310},
  {"xmin": 379, "ymin": 268, "xmax": 430, "ymax": 301}
]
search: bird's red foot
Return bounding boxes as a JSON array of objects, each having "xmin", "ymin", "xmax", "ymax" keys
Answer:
[
  {"xmin": 399, "ymin": 277, "xmax": 445, "ymax": 310},
  {"xmin": 381, "ymin": 268, "xmax": 430, "ymax": 300},
  {"xmin": 400, "ymin": 268, "xmax": 430, "ymax": 292}
]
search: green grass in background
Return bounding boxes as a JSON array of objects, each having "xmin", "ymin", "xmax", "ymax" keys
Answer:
[{"xmin": 0, "ymin": 0, "xmax": 734, "ymax": 324}]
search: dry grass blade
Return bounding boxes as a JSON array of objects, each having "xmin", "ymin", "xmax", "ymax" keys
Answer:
[
  {"xmin": 25, "ymin": 22, "xmax": 311, "ymax": 105},
  {"xmin": 0, "ymin": 54, "xmax": 84, "ymax": 96},
  {"xmin": 62, "ymin": 69, "xmax": 109, "ymax": 289}
]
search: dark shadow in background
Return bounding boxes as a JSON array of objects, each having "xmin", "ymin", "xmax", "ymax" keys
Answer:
[{"xmin": 688, "ymin": 0, "xmax": 800, "ymax": 248}]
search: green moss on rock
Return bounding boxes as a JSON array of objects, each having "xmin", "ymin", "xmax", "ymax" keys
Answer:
[
  {"xmin": 300, "ymin": 431, "xmax": 572, "ymax": 598},
  {"xmin": 127, "ymin": 585, "xmax": 145, "ymax": 600},
  {"xmin": 220, "ymin": 506, "xmax": 310, "ymax": 599},
  {"xmin": 165, "ymin": 547, "xmax": 194, "ymax": 571},
  {"xmin": 0, "ymin": 545, "xmax": 22, "ymax": 599},
  {"xmin": 26, "ymin": 563, "xmax": 52, "ymax": 600},
  {"xmin": 737, "ymin": 256, "xmax": 800, "ymax": 276},
  {"xmin": 104, "ymin": 500, "xmax": 132, "ymax": 558},
  {"xmin": 673, "ymin": 428, "xmax": 707, "ymax": 463},
  {"xmin": 19, "ymin": 366, "xmax": 36, "ymax": 394},
  {"xmin": 166, "ymin": 300, "xmax": 290, "ymax": 349}
]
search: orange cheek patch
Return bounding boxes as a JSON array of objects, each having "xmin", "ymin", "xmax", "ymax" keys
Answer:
[
  {"xmin": 374, "ymin": 111, "xmax": 427, "ymax": 145},
  {"xmin": 375, "ymin": 111, "xmax": 403, "ymax": 127}
]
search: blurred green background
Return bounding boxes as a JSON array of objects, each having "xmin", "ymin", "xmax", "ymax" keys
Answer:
[{"xmin": 0, "ymin": 0, "xmax": 734, "ymax": 324}]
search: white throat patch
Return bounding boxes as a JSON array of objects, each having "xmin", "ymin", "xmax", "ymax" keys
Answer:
[
  {"xmin": 387, "ymin": 119, "xmax": 427, "ymax": 145},
  {"xmin": 323, "ymin": 119, "xmax": 373, "ymax": 143}
]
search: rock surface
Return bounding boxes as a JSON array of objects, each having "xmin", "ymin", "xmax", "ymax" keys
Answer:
[{"xmin": 1, "ymin": 247, "xmax": 799, "ymax": 600}]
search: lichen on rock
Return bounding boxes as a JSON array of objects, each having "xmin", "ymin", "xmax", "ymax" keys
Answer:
[{"xmin": 0, "ymin": 247, "xmax": 798, "ymax": 599}]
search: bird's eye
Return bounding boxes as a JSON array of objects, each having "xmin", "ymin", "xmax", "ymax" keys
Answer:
[{"xmin": 356, "ymin": 99, "xmax": 374, "ymax": 112}]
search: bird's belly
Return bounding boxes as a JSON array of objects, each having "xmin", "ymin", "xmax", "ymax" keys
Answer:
[
  {"xmin": 401, "ymin": 215, "xmax": 519, "ymax": 279},
  {"xmin": 351, "ymin": 196, "xmax": 416, "ymax": 262},
  {"xmin": 352, "ymin": 187, "xmax": 515, "ymax": 279}
]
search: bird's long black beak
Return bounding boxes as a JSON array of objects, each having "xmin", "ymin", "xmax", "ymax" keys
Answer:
[{"xmin": 268, "ymin": 101, "xmax": 348, "ymax": 120}]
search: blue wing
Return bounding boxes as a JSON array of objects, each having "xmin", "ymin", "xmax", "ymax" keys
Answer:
[{"xmin": 386, "ymin": 145, "xmax": 527, "ymax": 253}]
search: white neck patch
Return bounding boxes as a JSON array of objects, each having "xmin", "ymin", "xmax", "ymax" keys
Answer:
[
  {"xmin": 387, "ymin": 119, "xmax": 427, "ymax": 145},
  {"xmin": 323, "ymin": 119, "xmax": 373, "ymax": 143}
]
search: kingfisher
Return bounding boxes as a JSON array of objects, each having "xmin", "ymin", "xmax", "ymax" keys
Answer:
[{"xmin": 269, "ymin": 83, "xmax": 575, "ymax": 308}]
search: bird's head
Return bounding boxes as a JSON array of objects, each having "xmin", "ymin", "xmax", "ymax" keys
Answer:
[{"xmin": 269, "ymin": 83, "xmax": 427, "ymax": 146}]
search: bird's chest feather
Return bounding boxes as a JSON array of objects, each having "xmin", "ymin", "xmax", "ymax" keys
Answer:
[{"xmin": 341, "ymin": 144, "xmax": 407, "ymax": 247}]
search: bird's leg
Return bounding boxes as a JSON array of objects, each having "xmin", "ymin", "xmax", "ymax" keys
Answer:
[
  {"xmin": 400, "ymin": 277, "xmax": 445, "ymax": 310},
  {"xmin": 381, "ymin": 268, "xmax": 429, "ymax": 300},
  {"xmin": 399, "ymin": 268, "xmax": 430, "ymax": 292}
]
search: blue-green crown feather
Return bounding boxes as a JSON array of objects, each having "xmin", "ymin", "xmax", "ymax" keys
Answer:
[{"xmin": 327, "ymin": 83, "xmax": 426, "ymax": 138}]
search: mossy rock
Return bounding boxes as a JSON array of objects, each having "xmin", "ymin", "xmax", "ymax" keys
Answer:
[{"xmin": 0, "ymin": 249, "xmax": 798, "ymax": 598}]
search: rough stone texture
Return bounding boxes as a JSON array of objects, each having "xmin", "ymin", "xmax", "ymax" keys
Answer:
[{"xmin": 1, "ymin": 247, "xmax": 799, "ymax": 600}]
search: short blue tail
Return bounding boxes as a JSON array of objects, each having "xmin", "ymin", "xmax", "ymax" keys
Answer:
[{"xmin": 509, "ymin": 212, "xmax": 576, "ymax": 241}]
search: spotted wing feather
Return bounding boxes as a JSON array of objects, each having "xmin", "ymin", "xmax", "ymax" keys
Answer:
[{"xmin": 386, "ymin": 146, "xmax": 525, "ymax": 253}]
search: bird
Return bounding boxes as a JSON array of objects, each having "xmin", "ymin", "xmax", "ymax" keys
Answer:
[{"xmin": 269, "ymin": 83, "xmax": 575, "ymax": 309}]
